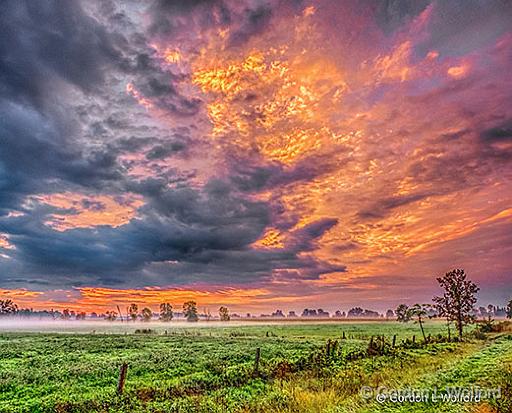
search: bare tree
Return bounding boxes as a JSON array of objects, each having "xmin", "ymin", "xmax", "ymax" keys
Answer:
[
  {"xmin": 219, "ymin": 306, "xmax": 230, "ymax": 321},
  {"xmin": 433, "ymin": 269, "xmax": 479, "ymax": 340}
]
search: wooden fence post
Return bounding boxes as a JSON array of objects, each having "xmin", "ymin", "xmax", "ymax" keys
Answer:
[
  {"xmin": 253, "ymin": 347, "xmax": 261, "ymax": 376},
  {"xmin": 342, "ymin": 331, "xmax": 346, "ymax": 339},
  {"xmin": 332, "ymin": 340, "xmax": 338, "ymax": 357},
  {"xmin": 412, "ymin": 335, "xmax": 416, "ymax": 344},
  {"xmin": 117, "ymin": 362, "xmax": 128, "ymax": 395},
  {"xmin": 392, "ymin": 334, "xmax": 396, "ymax": 347}
]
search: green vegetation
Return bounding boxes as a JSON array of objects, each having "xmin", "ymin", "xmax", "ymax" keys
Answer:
[{"xmin": 0, "ymin": 321, "xmax": 510, "ymax": 412}]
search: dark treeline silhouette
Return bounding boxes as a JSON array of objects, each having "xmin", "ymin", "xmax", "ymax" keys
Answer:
[{"xmin": 1, "ymin": 271, "xmax": 510, "ymax": 328}]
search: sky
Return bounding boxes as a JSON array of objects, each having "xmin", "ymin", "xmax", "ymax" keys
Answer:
[{"xmin": 0, "ymin": 0, "xmax": 511, "ymax": 314}]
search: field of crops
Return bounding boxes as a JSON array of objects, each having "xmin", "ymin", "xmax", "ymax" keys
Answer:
[{"xmin": 0, "ymin": 321, "xmax": 511, "ymax": 412}]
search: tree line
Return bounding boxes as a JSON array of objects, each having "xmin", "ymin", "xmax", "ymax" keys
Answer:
[{"xmin": 1, "ymin": 269, "xmax": 511, "ymax": 329}]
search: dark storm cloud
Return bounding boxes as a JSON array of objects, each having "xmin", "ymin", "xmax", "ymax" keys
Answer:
[
  {"xmin": 0, "ymin": 173, "xmax": 344, "ymax": 287},
  {"xmin": 358, "ymin": 192, "xmax": 432, "ymax": 220},
  {"xmin": 0, "ymin": 103, "xmax": 122, "ymax": 216},
  {"xmin": 146, "ymin": 141, "xmax": 187, "ymax": 160},
  {"xmin": 374, "ymin": 0, "xmax": 430, "ymax": 34},
  {"xmin": 415, "ymin": 0, "xmax": 512, "ymax": 57},
  {"xmin": 0, "ymin": 1, "xmax": 125, "ymax": 109},
  {"xmin": 0, "ymin": 0, "xmax": 134, "ymax": 217},
  {"xmin": 149, "ymin": 0, "xmax": 230, "ymax": 37},
  {"xmin": 481, "ymin": 120, "xmax": 512, "ymax": 143},
  {"xmin": 1, "ymin": 0, "xmax": 442, "ymax": 292},
  {"xmin": 229, "ymin": 150, "xmax": 346, "ymax": 193},
  {"xmin": 227, "ymin": 4, "xmax": 273, "ymax": 47}
]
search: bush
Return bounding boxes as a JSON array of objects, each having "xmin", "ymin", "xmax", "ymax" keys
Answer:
[{"xmin": 134, "ymin": 328, "xmax": 155, "ymax": 334}]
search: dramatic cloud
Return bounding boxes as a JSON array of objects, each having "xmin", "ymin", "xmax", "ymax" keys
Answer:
[{"xmin": 0, "ymin": 0, "xmax": 511, "ymax": 312}]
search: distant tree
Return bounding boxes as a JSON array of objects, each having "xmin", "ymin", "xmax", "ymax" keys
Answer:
[
  {"xmin": 494, "ymin": 306, "xmax": 506, "ymax": 317},
  {"xmin": 271, "ymin": 309, "xmax": 284, "ymax": 318},
  {"xmin": 0, "ymin": 299, "xmax": 18, "ymax": 315},
  {"xmin": 386, "ymin": 309, "xmax": 394, "ymax": 319},
  {"xmin": 288, "ymin": 311, "xmax": 297, "ymax": 318},
  {"xmin": 61, "ymin": 309, "xmax": 71, "ymax": 320},
  {"xmin": 362, "ymin": 309, "xmax": 379, "ymax": 318},
  {"xmin": 183, "ymin": 301, "xmax": 199, "ymax": 322},
  {"xmin": 395, "ymin": 304, "xmax": 411, "ymax": 322},
  {"xmin": 433, "ymin": 269, "xmax": 479, "ymax": 340},
  {"xmin": 141, "ymin": 307, "xmax": 152, "ymax": 322},
  {"xmin": 159, "ymin": 303, "xmax": 173, "ymax": 322},
  {"xmin": 334, "ymin": 310, "xmax": 343, "ymax": 318},
  {"xmin": 301, "ymin": 308, "xmax": 318, "ymax": 317},
  {"xmin": 203, "ymin": 308, "xmax": 212, "ymax": 321},
  {"xmin": 317, "ymin": 309, "xmax": 330, "ymax": 317},
  {"xmin": 219, "ymin": 306, "xmax": 230, "ymax": 321},
  {"xmin": 487, "ymin": 304, "xmax": 495, "ymax": 318},
  {"xmin": 104, "ymin": 311, "xmax": 117, "ymax": 321},
  {"xmin": 75, "ymin": 312, "xmax": 86, "ymax": 320},
  {"xmin": 408, "ymin": 304, "xmax": 429, "ymax": 342},
  {"xmin": 506, "ymin": 299, "xmax": 512, "ymax": 319},
  {"xmin": 128, "ymin": 303, "xmax": 138, "ymax": 321},
  {"xmin": 347, "ymin": 307, "xmax": 364, "ymax": 318}
]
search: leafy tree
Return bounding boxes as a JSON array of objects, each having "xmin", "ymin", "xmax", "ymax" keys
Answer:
[
  {"xmin": 386, "ymin": 309, "xmax": 394, "ymax": 319},
  {"xmin": 128, "ymin": 303, "xmax": 138, "ymax": 321},
  {"xmin": 506, "ymin": 299, "xmax": 512, "ymax": 319},
  {"xmin": 395, "ymin": 304, "xmax": 411, "ymax": 322},
  {"xmin": 183, "ymin": 301, "xmax": 198, "ymax": 322},
  {"xmin": 219, "ymin": 306, "xmax": 230, "ymax": 321},
  {"xmin": 141, "ymin": 307, "xmax": 152, "ymax": 322},
  {"xmin": 433, "ymin": 269, "xmax": 479, "ymax": 340},
  {"xmin": 0, "ymin": 299, "xmax": 18, "ymax": 315},
  {"xmin": 408, "ymin": 304, "xmax": 429, "ymax": 341},
  {"xmin": 159, "ymin": 303, "xmax": 173, "ymax": 321}
]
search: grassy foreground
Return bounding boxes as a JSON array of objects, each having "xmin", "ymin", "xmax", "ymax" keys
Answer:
[{"xmin": 0, "ymin": 321, "xmax": 510, "ymax": 412}]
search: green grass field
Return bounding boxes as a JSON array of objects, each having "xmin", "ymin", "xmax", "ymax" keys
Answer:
[{"xmin": 0, "ymin": 321, "xmax": 510, "ymax": 413}]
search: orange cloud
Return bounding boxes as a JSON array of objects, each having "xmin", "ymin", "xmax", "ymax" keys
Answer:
[{"xmin": 35, "ymin": 192, "xmax": 143, "ymax": 231}]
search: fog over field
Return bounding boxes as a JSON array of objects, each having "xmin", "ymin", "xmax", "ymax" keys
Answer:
[{"xmin": 0, "ymin": 318, "xmax": 391, "ymax": 333}]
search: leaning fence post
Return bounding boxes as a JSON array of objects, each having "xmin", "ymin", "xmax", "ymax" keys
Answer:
[
  {"xmin": 412, "ymin": 335, "xmax": 416, "ymax": 344},
  {"xmin": 253, "ymin": 347, "xmax": 261, "ymax": 376},
  {"xmin": 392, "ymin": 334, "xmax": 396, "ymax": 347},
  {"xmin": 117, "ymin": 362, "xmax": 128, "ymax": 395}
]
